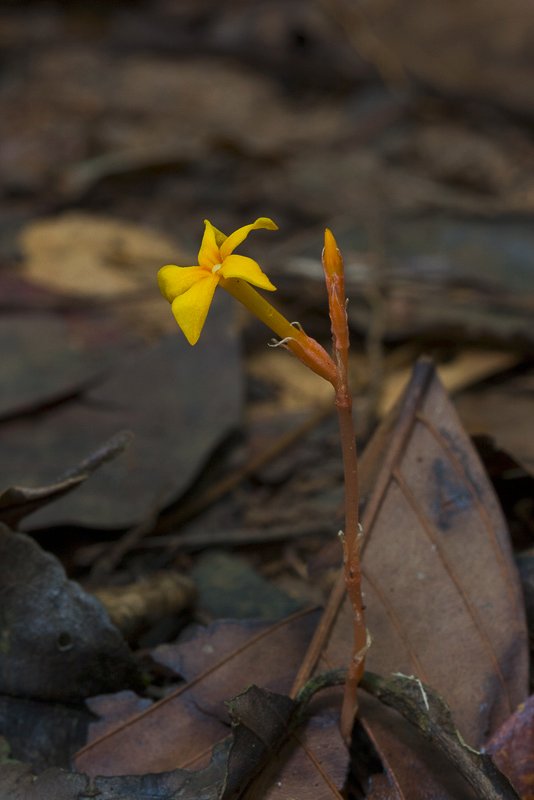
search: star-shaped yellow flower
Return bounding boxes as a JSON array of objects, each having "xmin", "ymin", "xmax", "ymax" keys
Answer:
[{"xmin": 158, "ymin": 217, "xmax": 278, "ymax": 344}]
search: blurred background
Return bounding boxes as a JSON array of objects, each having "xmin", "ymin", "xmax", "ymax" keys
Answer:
[{"xmin": 1, "ymin": 0, "xmax": 533, "ymax": 534}]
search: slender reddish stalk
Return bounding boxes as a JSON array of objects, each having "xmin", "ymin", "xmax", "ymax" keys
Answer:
[{"xmin": 323, "ymin": 229, "xmax": 367, "ymax": 739}]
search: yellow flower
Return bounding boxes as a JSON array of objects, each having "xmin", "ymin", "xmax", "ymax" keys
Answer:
[{"xmin": 158, "ymin": 217, "xmax": 278, "ymax": 344}]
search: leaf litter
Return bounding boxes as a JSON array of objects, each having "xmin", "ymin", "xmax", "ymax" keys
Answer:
[
  {"xmin": 74, "ymin": 608, "xmax": 320, "ymax": 776},
  {"xmin": 0, "ymin": 289, "xmax": 529, "ymax": 798},
  {"xmin": 8, "ymin": 360, "xmax": 512, "ymax": 798}
]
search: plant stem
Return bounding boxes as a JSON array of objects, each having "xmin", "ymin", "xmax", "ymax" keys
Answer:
[
  {"xmin": 336, "ymin": 393, "xmax": 367, "ymax": 739},
  {"xmin": 323, "ymin": 229, "xmax": 367, "ymax": 740}
]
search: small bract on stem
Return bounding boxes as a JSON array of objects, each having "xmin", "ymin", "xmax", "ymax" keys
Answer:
[{"xmin": 157, "ymin": 218, "xmax": 367, "ymax": 741}]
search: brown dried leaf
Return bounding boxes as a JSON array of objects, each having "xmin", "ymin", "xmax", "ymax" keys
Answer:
[
  {"xmin": 0, "ymin": 296, "xmax": 241, "ymax": 529},
  {"xmin": 0, "ymin": 311, "xmax": 136, "ymax": 421},
  {"xmin": 224, "ymin": 685, "xmax": 297, "ymax": 797},
  {"xmin": 0, "ymin": 683, "xmax": 334, "ymax": 800},
  {"xmin": 362, "ymin": 360, "xmax": 528, "ymax": 740},
  {"xmin": 486, "ymin": 694, "xmax": 534, "ymax": 800},
  {"xmin": 254, "ymin": 695, "xmax": 348, "ymax": 800},
  {"xmin": 308, "ymin": 359, "xmax": 528, "ymax": 796},
  {"xmin": 19, "ymin": 213, "xmax": 180, "ymax": 299},
  {"xmin": 74, "ymin": 609, "xmax": 320, "ymax": 777}
]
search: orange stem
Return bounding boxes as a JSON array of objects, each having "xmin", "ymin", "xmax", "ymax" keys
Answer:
[{"xmin": 323, "ymin": 229, "xmax": 367, "ymax": 739}]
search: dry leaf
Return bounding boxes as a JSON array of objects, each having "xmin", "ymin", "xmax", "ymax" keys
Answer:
[
  {"xmin": 303, "ymin": 359, "xmax": 528, "ymax": 796},
  {"xmin": 0, "ymin": 526, "xmax": 142, "ymax": 701},
  {"xmin": 0, "ymin": 431, "xmax": 131, "ymax": 528},
  {"xmin": 19, "ymin": 213, "xmax": 180, "ymax": 298},
  {"xmin": 486, "ymin": 693, "xmax": 534, "ymax": 800},
  {"xmin": 74, "ymin": 608, "xmax": 320, "ymax": 776},
  {"xmin": 0, "ymin": 296, "xmax": 241, "ymax": 529}
]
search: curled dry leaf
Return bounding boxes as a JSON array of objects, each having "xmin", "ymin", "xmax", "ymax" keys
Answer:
[
  {"xmin": 358, "ymin": 692, "xmax": 478, "ymax": 800},
  {"xmin": 0, "ymin": 431, "xmax": 132, "ymax": 528},
  {"xmin": 0, "ymin": 683, "xmax": 330, "ymax": 800},
  {"xmin": 359, "ymin": 671, "xmax": 520, "ymax": 800}
]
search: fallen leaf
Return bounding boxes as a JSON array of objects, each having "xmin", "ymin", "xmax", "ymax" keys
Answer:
[
  {"xmin": 0, "ymin": 683, "xmax": 330, "ymax": 800},
  {"xmin": 19, "ymin": 213, "xmax": 181, "ymax": 298},
  {"xmin": 0, "ymin": 525, "xmax": 142, "ymax": 701},
  {"xmin": 74, "ymin": 609, "xmax": 320, "ymax": 777},
  {"xmin": 486, "ymin": 693, "xmax": 534, "ymax": 800},
  {"xmin": 224, "ymin": 685, "xmax": 296, "ymax": 796},
  {"xmin": 84, "ymin": 691, "xmax": 153, "ymax": 743},
  {"xmin": 0, "ymin": 294, "xmax": 242, "ymax": 529},
  {"xmin": 0, "ymin": 695, "xmax": 90, "ymax": 771},
  {"xmin": 304, "ymin": 359, "xmax": 528, "ymax": 796},
  {"xmin": 361, "ymin": 359, "xmax": 528, "ymax": 742},
  {"xmin": 93, "ymin": 571, "xmax": 196, "ymax": 641},
  {"xmin": 0, "ymin": 311, "xmax": 137, "ymax": 422},
  {"xmin": 0, "ymin": 431, "xmax": 131, "ymax": 527},
  {"xmin": 255, "ymin": 697, "xmax": 348, "ymax": 800}
]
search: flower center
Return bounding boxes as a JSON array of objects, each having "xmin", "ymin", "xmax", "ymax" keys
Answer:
[{"xmin": 212, "ymin": 263, "xmax": 222, "ymax": 274}]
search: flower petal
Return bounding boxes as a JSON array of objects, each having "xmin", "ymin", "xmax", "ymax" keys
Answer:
[
  {"xmin": 198, "ymin": 220, "xmax": 226, "ymax": 267},
  {"xmin": 158, "ymin": 265, "xmax": 207, "ymax": 302},
  {"xmin": 171, "ymin": 274, "xmax": 218, "ymax": 345},
  {"xmin": 219, "ymin": 217, "xmax": 278, "ymax": 260},
  {"xmin": 220, "ymin": 254, "xmax": 276, "ymax": 291}
]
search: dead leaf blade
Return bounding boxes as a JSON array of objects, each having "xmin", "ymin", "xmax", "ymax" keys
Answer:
[
  {"xmin": 74, "ymin": 608, "xmax": 320, "ymax": 777},
  {"xmin": 303, "ymin": 358, "xmax": 528, "ymax": 797}
]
